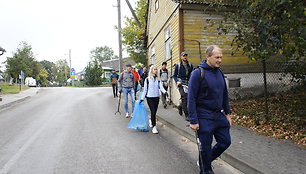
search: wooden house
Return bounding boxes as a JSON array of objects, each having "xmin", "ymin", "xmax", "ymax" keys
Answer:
[{"xmin": 145, "ymin": 0, "xmax": 249, "ymax": 105}]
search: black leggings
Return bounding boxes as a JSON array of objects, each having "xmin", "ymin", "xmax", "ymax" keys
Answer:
[{"xmin": 146, "ymin": 97, "xmax": 159, "ymax": 127}]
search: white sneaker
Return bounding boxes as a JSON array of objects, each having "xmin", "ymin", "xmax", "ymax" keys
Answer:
[
  {"xmin": 149, "ymin": 120, "xmax": 153, "ymax": 128},
  {"xmin": 125, "ymin": 113, "xmax": 129, "ymax": 118},
  {"xmin": 152, "ymin": 126, "xmax": 158, "ymax": 134}
]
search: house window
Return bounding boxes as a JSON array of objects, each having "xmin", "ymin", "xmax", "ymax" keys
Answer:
[
  {"xmin": 165, "ymin": 27, "xmax": 171, "ymax": 60},
  {"xmin": 105, "ymin": 72, "xmax": 111, "ymax": 79},
  {"xmin": 151, "ymin": 46, "xmax": 155, "ymax": 65},
  {"xmin": 155, "ymin": 0, "xmax": 159, "ymax": 12}
]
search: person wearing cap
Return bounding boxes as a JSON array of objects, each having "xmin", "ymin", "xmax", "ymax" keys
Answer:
[
  {"xmin": 173, "ymin": 52, "xmax": 194, "ymax": 120},
  {"xmin": 188, "ymin": 45, "xmax": 232, "ymax": 174},
  {"xmin": 160, "ymin": 61, "xmax": 170, "ymax": 108},
  {"xmin": 110, "ymin": 69, "xmax": 119, "ymax": 98}
]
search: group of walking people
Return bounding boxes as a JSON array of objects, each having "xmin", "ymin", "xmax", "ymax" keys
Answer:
[
  {"xmin": 110, "ymin": 62, "xmax": 170, "ymax": 134},
  {"xmin": 110, "ymin": 45, "xmax": 232, "ymax": 174}
]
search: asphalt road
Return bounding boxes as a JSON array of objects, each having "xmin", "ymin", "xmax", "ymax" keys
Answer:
[{"xmin": 0, "ymin": 87, "xmax": 200, "ymax": 174}]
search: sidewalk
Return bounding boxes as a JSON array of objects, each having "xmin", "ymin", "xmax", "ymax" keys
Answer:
[
  {"xmin": 0, "ymin": 87, "xmax": 40, "ymax": 110},
  {"xmin": 155, "ymin": 102, "xmax": 306, "ymax": 174}
]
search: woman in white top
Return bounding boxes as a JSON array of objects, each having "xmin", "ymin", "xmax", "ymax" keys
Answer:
[{"xmin": 140, "ymin": 65, "xmax": 167, "ymax": 134}]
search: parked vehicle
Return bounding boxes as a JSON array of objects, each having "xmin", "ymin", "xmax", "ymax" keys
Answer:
[{"xmin": 25, "ymin": 77, "xmax": 37, "ymax": 87}]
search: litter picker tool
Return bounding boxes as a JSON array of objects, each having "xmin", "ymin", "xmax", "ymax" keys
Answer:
[
  {"xmin": 115, "ymin": 92, "xmax": 122, "ymax": 115},
  {"xmin": 195, "ymin": 130, "xmax": 205, "ymax": 172}
]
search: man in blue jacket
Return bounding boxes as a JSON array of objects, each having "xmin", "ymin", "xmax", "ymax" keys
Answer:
[
  {"xmin": 110, "ymin": 69, "xmax": 119, "ymax": 98},
  {"xmin": 173, "ymin": 52, "xmax": 193, "ymax": 120},
  {"xmin": 188, "ymin": 45, "xmax": 232, "ymax": 174}
]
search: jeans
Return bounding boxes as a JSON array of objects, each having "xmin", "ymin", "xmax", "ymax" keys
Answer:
[{"xmin": 122, "ymin": 87, "xmax": 135, "ymax": 114}]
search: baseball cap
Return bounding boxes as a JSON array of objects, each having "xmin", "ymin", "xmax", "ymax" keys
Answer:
[{"xmin": 181, "ymin": 52, "xmax": 188, "ymax": 56}]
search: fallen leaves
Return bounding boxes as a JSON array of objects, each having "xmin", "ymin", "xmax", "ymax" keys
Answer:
[{"xmin": 231, "ymin": 89, "xmax": 306, "ymax": 148}]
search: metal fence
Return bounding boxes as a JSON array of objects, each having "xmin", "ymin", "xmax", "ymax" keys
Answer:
[{"xmin": 222, "ymin": 61, "xmax": 305, "ymax": 101}]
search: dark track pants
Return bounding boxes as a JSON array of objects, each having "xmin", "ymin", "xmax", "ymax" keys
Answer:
[
  {"xmin": 161, "ymin": 83, "xmax": 168, "ymax": 105},
  {"xmin": 112, "ymin": 84, "xmax": 118, "ymax": 97},
  {"xmin": 198, "ymin": 113, "xmax": 231, "ymax": 173},
  {"xmin": 178, "ymin": 85, "xmax": 188, "ymax": 117},
  {"xmin": 146, "ymin": 97, "xmax": 159, "ymax": 127}
]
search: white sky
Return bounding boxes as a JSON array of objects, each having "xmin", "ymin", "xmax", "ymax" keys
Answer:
[{"xmin": 0, "ymin": 0, "xmax": 137, "ymax": 72}]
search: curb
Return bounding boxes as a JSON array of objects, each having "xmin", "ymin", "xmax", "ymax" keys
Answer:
[
  {"xmin": 0, "ymin": 96, "xmax": 31, "ymax": 110},
  {"xmin": 0, "ymin": 89, "xmax": 40, "ymax": 110},
  {"xmin": 156, "ymin": 114, "xmax": 264, "ymax": 174}
]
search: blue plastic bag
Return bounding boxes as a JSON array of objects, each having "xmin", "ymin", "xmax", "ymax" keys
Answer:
[{"xmin": 127, "ymin": 100, "xmax": 149, "ymax": 132}]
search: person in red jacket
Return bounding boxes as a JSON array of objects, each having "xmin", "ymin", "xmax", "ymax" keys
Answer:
[{"xmin": 131, "ymin": 66, "xmax": 141, "ymax": 100}]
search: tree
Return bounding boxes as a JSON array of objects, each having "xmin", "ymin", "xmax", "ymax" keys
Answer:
[
  {"xmin": 90, "ymin": 46, "xmax": 118, "ymax": 63},
  {"xmin": 122, "ymin": 0, "xmax": 147, "ymax": 65},
  {"xmin": 52, "ymin": 59, "xmax": 69, "ymax": 86},
  {"xmin": 211, "ymin": 0, "xmax": 305, "ymax": 62},
  {"xmin": 40, "ymin": 60, "xmax": 55, "ymax": 82},
  {"xmin": 36, "ymin": 65, "xmax": 49, "ymax": 86},
  {"xmin": 5, "ymin": 41, "xmax": 40, "ymax": 82},
  {"xmin": 84, "ymin": 59, "xmax": 102, "ymax": 86}
]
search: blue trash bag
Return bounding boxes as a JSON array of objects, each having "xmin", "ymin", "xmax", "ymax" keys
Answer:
[
  {"xmin": 136, "ymin": 84, "xmax": 141, "ymax": 92},
  {"xmin": 127, "ymin": 100, "xmax": 149, "ymax": 132}
]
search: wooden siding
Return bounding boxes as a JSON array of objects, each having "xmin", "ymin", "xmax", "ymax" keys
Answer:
[
  {"xmin": 147, "ymin": 0, "xmax": 178, "ymax": 46},
  {"xmin": 183, "ymin": 10, "xmax": 249, "ymax": 66},
  {"xmin": 147, "ymin": 0, "xmax": 182, "ymax": 71}
]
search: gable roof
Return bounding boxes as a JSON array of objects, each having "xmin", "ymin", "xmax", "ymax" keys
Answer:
[{"xmin": 171, "ymin": 0, "xmax": 231, "ymax": 5}]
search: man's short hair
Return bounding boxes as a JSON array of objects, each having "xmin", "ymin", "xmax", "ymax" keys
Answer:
[
  {"xmin": 206, "ymin": 45, "xmax": 221, "ymax": 57},
  {"xmin": 162, "ymin": 61, "xmax": 167, "ymax": 66},
  {"xmin": 126, "ymin": 64, "xmax": 132, "ymax": 67}
]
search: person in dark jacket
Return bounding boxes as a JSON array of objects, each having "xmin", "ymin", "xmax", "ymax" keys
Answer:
[
  {"xmin": 140, "ymin": 66, "xmax": 148, "ymax": 88},
  {"xmin": 188, "ymin": 45, "xmax": 232, "ymax": 174},
  {"xmin": 110, "ymin": 69, "xmax": 119, "ymax": 98},
  {"xmin": 173, "ymin": 52, "xmax": 193, "ymax": 120}
]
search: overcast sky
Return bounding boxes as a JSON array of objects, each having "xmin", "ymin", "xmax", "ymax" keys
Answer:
[{"xmin": 0, "ymin": 0, "xmax": 137, "ymax": 72}]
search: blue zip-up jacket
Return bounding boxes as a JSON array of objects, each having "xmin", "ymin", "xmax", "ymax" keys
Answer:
[
  {"xmin": 188, "ymin": 60, "xmax": 231, "ymax": 124},
  {"xmin": 110, "ymin": 73, "xmax": 119, "ymax": 84}
]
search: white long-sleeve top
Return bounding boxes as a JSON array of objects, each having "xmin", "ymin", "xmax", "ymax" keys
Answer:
[{"xmin": 140, "ymin": 76, "xmax": 166, "ymax": 100}]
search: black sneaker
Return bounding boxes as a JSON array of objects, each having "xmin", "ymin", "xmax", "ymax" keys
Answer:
[
  {"xmin": 163, "ymin": 104, "xmax": 167, "ymax": 109},
  {"xmin": 178, "ymin": 106, "xmax": 183, "ymax": 115}
]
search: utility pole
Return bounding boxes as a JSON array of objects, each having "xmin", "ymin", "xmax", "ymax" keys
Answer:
[
  {"xmin": 124, "ymin": 0, "xmax": 142, "ymax": 28},
  {"xmin": 69, "ymin": 49, "xmax": 74, "ymax": 86},
  {"xmin": 117, "ymin": 0, "xmax": 123, "ymax": 73}
]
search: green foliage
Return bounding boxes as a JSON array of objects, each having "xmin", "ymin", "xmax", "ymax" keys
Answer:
[
  {"xmin": 5, "ymin": 41, "xmax": 40, "ymax": 82},
  {"xmin": 36, "ymin": 66, "xmax": 49, "ymax": 86},
  {"xmin": 212, "ymin": 0, "xmax": 305, "ymax": 61},
  {"xmin": 122, "ymin": 0, "xmax": 147, "ymax": 65},
  {"xmin": 84, "ymin": 59, "xmax": 102, "ymax": 86},
  {"xmin": 52, "ymin": 59, "xmax": 69, "ymax": 86},
  {"xmin": 90, "ymin": 46, "xmax": 118, "ymax": 63},
  {"xmin": 40, "ymin": 60, "xmax": 55, "ymax": 82}
]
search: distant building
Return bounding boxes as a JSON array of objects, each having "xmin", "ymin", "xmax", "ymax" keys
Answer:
[{"xmin": 101, "ymin": 57, "xmax": 136, "ymax": 72}]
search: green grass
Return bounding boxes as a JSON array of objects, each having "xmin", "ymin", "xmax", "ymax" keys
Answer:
[{"xmin": 0, "ymin": 84, "xmax": 29, "ymax": 94}]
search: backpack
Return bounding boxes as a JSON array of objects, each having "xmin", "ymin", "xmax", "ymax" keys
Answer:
[
  {"xmin": 111, "ymin": 77, "xmax": 118, "ymax": 84},
  {"xmin": 160, "ymin": 69, "xmax": 169, "ymax": 81}
]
